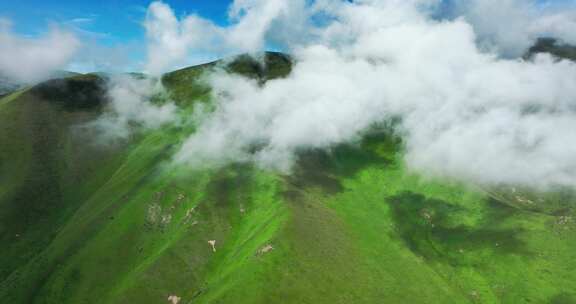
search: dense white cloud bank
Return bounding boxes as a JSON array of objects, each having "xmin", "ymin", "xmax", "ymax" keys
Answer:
[{"xmin": 157, "ymin": 0, "xmax": 576, "ymax": 188}]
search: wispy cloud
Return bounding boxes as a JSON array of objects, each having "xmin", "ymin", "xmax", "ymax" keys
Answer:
[
  {"xmin": 86, "ymin": 74, "xmax": 177, "ymax": 143},
  {"xmin": 0, "ymin": 18, "xmax": 80, "ymax": 83},
  {"xmin": 67, "ymin": 17, "xmax": 95, "ymax": 25},
  {"xmin": 62, "ymin": 14, "xmax": 112, "ymax": 40}
]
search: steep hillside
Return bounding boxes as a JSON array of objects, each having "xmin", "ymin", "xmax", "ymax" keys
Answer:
[
  {"xmin": 0, "ymin": 73, "xmax": 127, "ymax": 287},
  {"xmin": 1, "ymin": 52, "xmax": 575, "ymax": 304}
]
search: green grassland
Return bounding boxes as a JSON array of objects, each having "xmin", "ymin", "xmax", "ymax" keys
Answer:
[{"xmin": 0, "ymin": 52, "xmax": 575, "ymax": 304}]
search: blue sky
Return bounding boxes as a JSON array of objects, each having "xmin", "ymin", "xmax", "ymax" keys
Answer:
[
  {"xmin": 0, "ymin": 0, "xmax": 234, "ymax": 71},
  {"xmin": 2, "ymin": 0, "xmax": 569, "ymax": 44},
  {"xmin": 0, "ymin": 0, "xmax": 232, "ymax": 44},
  {"xmin": 0, "ymin": 0, "xmax": 572, "ymax": 72}
]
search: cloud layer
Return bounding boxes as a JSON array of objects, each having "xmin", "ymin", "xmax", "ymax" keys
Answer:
[{"xmin": 162, "ymin": 0, "xmax": 576, "ymax": 188}]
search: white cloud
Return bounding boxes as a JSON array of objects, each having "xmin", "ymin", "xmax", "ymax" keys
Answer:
[
  {"xmin": 0, "ymin": 19, "xmax": 80, "ymax": 83},
  {"xmin": 453, "ymin": 0, "xmax": 576, "ymax": 57},
  {"xmin": 144, "ymin": 1, "xmax": 222, "ymax": 75},
  {"xmin": 170, "ymin": 0, "xmax": 576, "ymax": 189},
  {"xmin": 143, "ymin": 0, "xmax": 312, "ymax": 75},
  {"xmin": 531, "ymin": 11, "xmax": 576, "ymax": 44},
  {"xmin": 90, "ymin": 3, "xmax": 184, "ymax": 142}
]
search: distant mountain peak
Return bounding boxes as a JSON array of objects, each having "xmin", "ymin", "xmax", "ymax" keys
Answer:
[{"xmin": 526, "ymin": 37, "xmax": 576, "ymax": 62}]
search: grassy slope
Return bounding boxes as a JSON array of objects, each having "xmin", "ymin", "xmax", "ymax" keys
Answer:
[{"xmin": 0, "ymin": 53, "xmax": 575, "ymax": 304}]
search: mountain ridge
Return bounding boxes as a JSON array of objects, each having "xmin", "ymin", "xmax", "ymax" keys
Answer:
[{"xmin": 0, "ymin": 47, "xmax": 575, "ymax": 303}]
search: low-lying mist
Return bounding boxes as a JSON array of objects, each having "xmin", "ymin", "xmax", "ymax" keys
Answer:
[{"xmin": 86, "ymin": 75, "xmax": 177, "ymax": 144}]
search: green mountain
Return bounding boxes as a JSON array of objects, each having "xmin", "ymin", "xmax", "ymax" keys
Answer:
[
  {"xmin": 526, "ymin": 38, "xmax": 576, "ymax": 62},
  {"xmin": 1, "ymin": 52, "xmax": 575, "ymax": 304}
]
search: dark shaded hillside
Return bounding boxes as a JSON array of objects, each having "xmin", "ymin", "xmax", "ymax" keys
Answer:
[
  {"xmin": 0, "ymin": 71, "xmax": 82, "ymax": 97},
  {"xmin": 30, "ymin": 74, "xmax": 108, "ymax": 111},
  {"xmin": 225, "ymin": 52, "xmax": 292, "ymax": 81}
]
